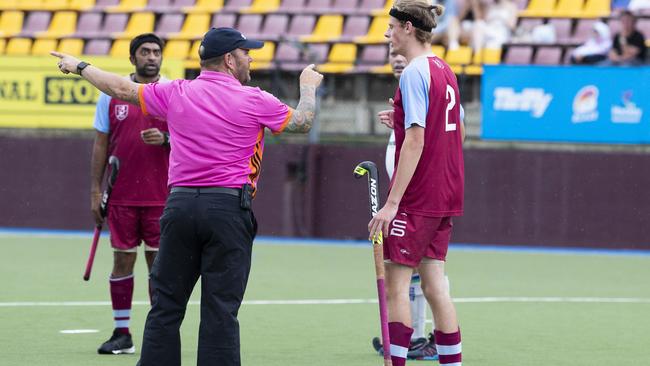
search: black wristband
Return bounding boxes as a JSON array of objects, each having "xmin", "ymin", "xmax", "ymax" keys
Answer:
[
  {"xmin": 77, "ymin": 61, "xmax": 90, "ymax": 76},
  {"xmin": 162, "ymin": 132, "xmax": 170, "ymax": 147}
]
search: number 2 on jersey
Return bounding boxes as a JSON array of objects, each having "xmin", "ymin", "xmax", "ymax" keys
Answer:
[{"xmin": 445, "ymin": 84, "xmax": 457, "ymax": 132}]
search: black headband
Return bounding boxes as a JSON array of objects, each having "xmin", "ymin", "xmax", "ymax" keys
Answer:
[
  {"xmin": 389, "ymin": 8, "xmax": 433, "ymax": 33},
  {"xmin": 129, "ymin": 33, "xmax": 164, "ymax": 57}
]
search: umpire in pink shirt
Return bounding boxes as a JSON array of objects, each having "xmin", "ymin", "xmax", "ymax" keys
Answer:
[{"xmin": 52, "ymin": 27, "xmax": 323, "ymax": 365}]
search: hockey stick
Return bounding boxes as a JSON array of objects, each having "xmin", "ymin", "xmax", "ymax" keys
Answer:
[
  {"xmin": 354, "ymin": 161, "xmax": 392, "ymax": 366},
  {"xmin": 83, "ymin": 156, "xmax": 120, "ymax": 281}
]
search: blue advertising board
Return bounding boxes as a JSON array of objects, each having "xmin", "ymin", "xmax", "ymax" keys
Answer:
[{"xmin": 481, "ymin": 65, "xmax": 650, "ymax": 144}]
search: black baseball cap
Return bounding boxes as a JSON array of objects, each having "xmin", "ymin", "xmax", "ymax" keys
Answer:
[{"xmin": 199, "ymin": 27, "xmax": 264, "ymax": 60}]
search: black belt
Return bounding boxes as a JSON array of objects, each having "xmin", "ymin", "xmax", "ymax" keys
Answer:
[{"xmin": 170, "ymin": 186, "xmax": 241, "ymax": 197}]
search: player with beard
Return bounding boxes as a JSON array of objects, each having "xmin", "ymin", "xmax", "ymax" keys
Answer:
[{"xmin": 91, "ymin": 33, "xmax": 170, "ymax": 355}]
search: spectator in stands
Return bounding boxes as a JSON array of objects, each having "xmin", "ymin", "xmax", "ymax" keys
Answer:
[
  {"xmin": 628, "ymin": 0, "xmax": 650, "ymax": 11},
  {"xmin": 464, "ymin": 0, "xmax": 518, "ymax": 50},
  {"xmin": 607, "ymin": 10, "xmax": 647, "ymax": 65},
  {"xmin": 432, "ymin": 0, "xmax": 462, "ymax": 49},
  {"xmin": 570, "ymin": 21, "xmax": 612, "ymax": 64}
]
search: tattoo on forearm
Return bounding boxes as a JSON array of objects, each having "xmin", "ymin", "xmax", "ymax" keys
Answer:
[{"xmin": 286, "ymin": 85, "xmax": 316, "ymax": 133}]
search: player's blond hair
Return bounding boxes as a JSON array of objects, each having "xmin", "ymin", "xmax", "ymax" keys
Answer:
[{"xmin": 392, "ymin": 0, "xmax": 444, "ymax": 44}]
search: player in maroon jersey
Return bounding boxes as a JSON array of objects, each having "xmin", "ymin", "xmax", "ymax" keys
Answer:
[
  {"xmin": 368, "ymin": 2, "xmax": 464, "ymax": 366},
  {"xmin": 90, "ymin": 33, "xmax": 170, "ymax": 355}
]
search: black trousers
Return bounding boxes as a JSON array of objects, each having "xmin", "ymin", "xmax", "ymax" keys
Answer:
[{"xmin": 138, "ymin": 191, "xmax": 257, "ymax": 366}]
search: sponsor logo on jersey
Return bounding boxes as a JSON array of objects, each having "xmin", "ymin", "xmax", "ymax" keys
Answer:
[
  {"xmin": 493, "ymin": 87, "xmax": 552, "ymax": 118},
  {"xmin": 571, "ymin": 85, "xmax": 599, "ymax": 123},
  {"xmin": 115, "ymin": 105, "xmax": 129, "ymax": 121},
  {"xmin": 611, "ymin": 90, "xmax": 642, "ymax": 124}
]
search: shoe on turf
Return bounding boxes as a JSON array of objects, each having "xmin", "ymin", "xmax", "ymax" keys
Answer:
[
  {"xmin": 97, "ymin": 329, "xmax": 135, "ymax": 355},
  {"xmin": 371, "ymin": 336, "xmax": 429, "ymax": 357},
  {"xmin": 407, "ymin": 333, "xmax": 438, "ymax": 361}
]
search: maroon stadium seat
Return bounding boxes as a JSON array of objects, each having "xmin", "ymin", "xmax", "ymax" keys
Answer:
[
  {"xmin": 356, "ymin": 0, "xmax": 386, "ymax": 15},
  {"xmin": 329, "ymin": 0, "xmax": 359, "ymax": 15},
  {"xmin": 84, "ymin": 39, "xmax": 111, "ymax": 55},
  {"xmin": 254, "ymin": 14, "xmax": 289, "ymax": 41},
  {"xmin": 563, "ymin": 46, "xmax": 575, "ymax": 64},
  {"xmin": 549, "ymin": 18, "xmax": 572, "ymax": 44},
  {"xmin": 637, "ymin": 19, "xmax": 650, "ymax": 40},
  {"xmin": 19, "ymin": 11, "xmax": 51, "ymax": 37},
  {"xmin": 517, "ymin": 18, "xmax": 543, "ymax": 35},
  {"xmin": 286, "ymin": 14, "xmax": 316, "ymax": 39},
  {"xmin": 275, "ymin": 41, "xmax": 306, "ymax": 71},
  {"xmin": 169, "ymin": 0, "xmax": 196, "ymax": 11},
  {"xmin": 72, "ymin": 12, "xmax": 103, "ymax": 39},
  {"xmin": 504, "ymin": 45, "xmax": 533, "ymax": 64},
  {"xmin": 355, "ymin": 43, "xmax": 387, "ymax": 72},
  {"xmin": 155, "ymin": 13, "xmax": 184, "ymax": 38},
  {"xmin": 572, "ymin": 19, "xmax": 597, "ymax": 44},
  {"xmin": 303, "ymin": 43, "xmax": 329, "ymax": 63},
  {"xmin": 339, "ymin": 15, "xmax": 370, "ymax": 42},
  {"xmin": 93, "ymin": 0, "xmax": 120, "ymax": 10},
  {"xmin": 236, "ymin": 14, "xmax": 263, "ymax": 36},
  {"xmin": 101, "ymin": 13, "xmax": 129, "ymax": 37},
  {"xmin": 300, "ymin": 0, "xmax": 332, "ymax": 14},
  {"xmin": 148, "ymin": 0, "xmax": 173, "ymax": 12},
  {"xmin": 277, "ymin": 0, "xmax": 306, "ymax": 14},
  {"xmin": 223, "ymin": 0, "xmax": 252, "ymax": 12},
  {"xmin": 533, "ymin": 46, "xmax": 562, "ymax": 65},
  {"xmin": 212, "ymin": 12, "xmax": 237, "ymax": 29}
]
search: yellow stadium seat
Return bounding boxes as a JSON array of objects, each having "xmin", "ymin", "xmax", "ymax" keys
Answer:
[
  {"xmin": 431, "ymin": 45, "xmax": 445, "ymax": 59},
  {"xmin": 42, "ymin": 0, "xmax": 69, "ymax": 10},
  {"xmin": 318, "ymin": 43, "xmax": 356, "ymax": 73},
  {"xmin": 580, "ymin": 0, "xmax": 611, "ymax": 18},
  {"xmin": 106, "ymin": 0, "xmax": 147, "ymax": 13},
  {"xmin": 36, "ymin": 11, "xmax": 77, "ymax": 38},
  {"xmin": 465, "ymin": 48, "xmax": 501, "ymax": 75},
  {"xmin": 370, "ymin": 63, "xmax": 392, "ymax": 74},
  {"xmin": 445, "ymin": 46, "xmax": 472, "ymax": 74},
  {"xmin": 110, "ymin": 39, "xmax": 130, "ymax": 58},
  {"xmin": 0, "ymin": 11, "xmax": 24, "ymax": 38},
  {"xmin": 68, "ymin": 0, "xmax": 95, "ymax": 10},
  {"xmin": 59, "ymin": 38, "xmax": 84, "ymax": 54},
  {"xmin": 32, "ymin": 38, "xmax": 57, "ymax": 55},
  {"xmin": 520, "ymin": 0, "xmax": 557, "ymax": 17},
  {"xmin": 0, "ymin": 0, "xmax": 18, "ymax": 11},
  {"xmin": 6, "ymin": 38, "xmax": 32, "ymax": 56},
  {"xmin": 0, "ymin": 39, "xmax": 7, "ymax": 55},
  {"xmin": 250, "ymin": 42, "xmax": 275, "ymax": 70},
  {"xmin": 553, "ymin": 0, "xmax": 584, "ymax": 17},
  {"xmin": 184, "ymin": 0, "xmax": 224, "ymax": 14},
  {"xmin": 241, "ymin": 0, "xmax": 280, "ymax": 14},
  {"xmin": 301, "ymin": 15, "xmax": 344, "ymax": 43},
  {"xmin": 164, "ymin": 40, "xmax": 190, "ymax": 59},
  {"xmin": 115, "ymin": 12, "xmax": 154, "ymax": 39},
  {"xmin": 14, "ymin": 0, "xmax": 43, "ymax": 10},
  {"xmin": 189, "ymin": 40, "xmax": 201, "ymax": 60},
  {"xmin": 371, "ymin": 0, "xmax": 391, "ymax": 16},
  {"xmin": 355, "ymin": 16, "xmax": 389, "ymax": 44},
  {"xmin": 169, "ymin": 14, "xmax": 210, "ymax": 40}
]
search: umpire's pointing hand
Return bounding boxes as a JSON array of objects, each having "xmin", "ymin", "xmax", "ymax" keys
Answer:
[
  {"xmin": 300, "ymin": 64, "xmax": 324, "ymax": 88},
  {"xmin": 50, "ymin": 51, "xmax": 82, "ymax": 75}
]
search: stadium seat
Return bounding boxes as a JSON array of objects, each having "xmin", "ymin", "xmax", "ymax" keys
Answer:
[
  {"xmin": 241, "ymin": 0, "xmax": 280, "ymax": 13},
  {"xmin": 504, "ymin": 45, "xmax": 533, "ymax": 64},
  {"xmin": 552, "ymin": 0, "xmax": 585, "ymax": 18},
  {"xmin": 370, "ymin": 0, "xmax": 391, "ymax": 16},
  {"xmin": 357, "ymin": 44, "xmax": 387, "ymax": 72},
  {"xmin": 0, "ymin": 38, "xmax": 5, "ymax": 55},
  {"xmin": 355, "ymin": 15, "xmax": 389, "ymax": 43},
  {"xmin": 93, "ymin": 0, "xmax": 120, "ymax": 10},
  {"xmin": 562, "ymin": 46, "xmax": 575, "ymax": 63},
  {"xmin": 286, "ymin": 14, "xmax": 316, "ymax": 38},
  {"xmin": 41, "ymin": 0, "xmax": 69, "ymax": 10},
  {"xmin": 339, "ymin": 15, "xmax": 370, "ymax": 42},
  {"xmin": 250, "ymin": 41, "xmax": 275, "ymax": 70},
  {"xmin": 298, "ymin": 0, "xmax": 331, "ymax": 14},
  {"xmin": 155, "ymin": 13, "xmax": 185, "ymax": 38},
  {"xmin": 580, "ymin": 0, "xmax": 610, "ymax": 18},
  {"xmin": 18, "ymin": 11, "xmax": 51, "ymax": 38},
  {"xmin": 533, "ymin": 46, "xmax": 562, "ymax": 64},
  {"xmin": 549, "ymin": 18, "xmax": 573, "ymax": 44},
  {"xmin": 36, "ymin": 11, "xmax": 76, "ymax": 38},
  {"xmin": 330, "ymin": 0, "xmax": 359, "ymax": 15},
  {"xmin": 11, "ymin": 0, "xmax": 43, "ymax": 11},
  {"xmin": 105, "ymin": 0, "xmax": 146, "ymax": 12},
  {"xmin": 68, "ymin": 0, "xmax": 96, "ymax": 11},
  {"xmin": 520, "ymin": 0, "xmax": 557, "ymax": 17},
  {"xmin": 256, "ymin": 14, "xmax": 289, "ymax": 41},
  {"xmin": 168, "ymin": 13, "xmax": 210, "ymax": 40},
  {"xmin": 184, "ymin": 0, "xmax": 223, "ymax": 13},
  {"xmin": 0, "ymin": 11, "xmax": 24, "ymax": 38},
  {"xmin": 236, "ymin": 14, "xmax": 263, "ymax": 37},
  {"xmin": 6, "ymin": 38, "xmax": 32, "ymax": 55},
  {"xmin": 223, "ymin": 0, "xmax": 252, "ymax": 12},
  {"xmin": 276, "ymin": 0, "xmax": 306, "ymax": 14},
  {"xmin": 58, "ymin": 38, "xmax": 84, "ymax": 55},
  {"xmin": 163, "ymin": 39, "xmax": 190, "ymax": 59},
  {"xmin": 431, "ymin": 44, "xmax": 445, "ymax": 59},
  {"xmin": 445, "ymin": 46, "xmax": 472, "ymax": 74},
  {"xmin": 637, "ymin": 19, "xmax": 650, "ymax": 41},
  {"xmin": 211, "ymin": 12, "xmax": 237, "ymax": 29},
  {"xmin": 189, "ymin": 39, "xmax": 200, "ymax": 59},
  {"xmin": 301, "ymin": 15, "xmax": 344, "ymax": 42},
  {"xmin": 517, "ymin": 17, "xmax": 544, "ymax": 34},
  {"xmin": 318, "ymin": 43, "xmax": 356, "ymax": 73},
  {"xmin": 0, "ymin": 0, "xmax": 18, "ymax": 11},
  {"xmin": 304, "ymin": 43, "xmax": 329, "ymax": 64},
  {"xmin": 571, "ymin": 19, "xmax": 597, "ymax": 43},
  {"xmin": 147, "ymin": 0, "xmax": 173, "ymax": 13},
  {"xmin": 166, "ymin": 0, "xmax": 195, "ymax": 12},
  {"xmin": 31, "ymin": 38, "xmax": 57, "ymax": 55},
  {"xmin": 84, "ymin": 39, "xmax": 111, "ymax": 55},
  {"xmin": 465, "ymin": 48, "xmax": 502, "ymax": 75},
  {"xmin": 70, "ymin": 11, "xmax": 102, "ymax": 39},
  {"xmin": 115, "ymin": 12, "xmax": 154, "ymax": 39},
  {"xmin": 109, "ymin": 38, "xmax": 130, "ymax": 57}
]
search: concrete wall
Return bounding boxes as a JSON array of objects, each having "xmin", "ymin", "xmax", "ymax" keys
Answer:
[{"xmin": 2, "ymin": 135, "xmax": 649, "ymax": 249}]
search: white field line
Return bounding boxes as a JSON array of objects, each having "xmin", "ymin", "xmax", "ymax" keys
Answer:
[{"xmin": 1, "ymin": 297, "xmax": 650, "ymax": 307}]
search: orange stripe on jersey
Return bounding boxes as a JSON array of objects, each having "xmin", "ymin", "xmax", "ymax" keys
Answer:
[
  {"xmin": 273, "ymin": 108, "xmax": 294, "ymax": 135},
  {"xmin": 247, "ymin": 128, "xmax": 265, "ymax": 197},
  {"xmin": 138, "ymin": 85, "xmax": 148, "ymax": 115}
]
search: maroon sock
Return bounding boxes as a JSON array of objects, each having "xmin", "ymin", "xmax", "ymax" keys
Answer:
[
  {"xmin": 434, "ymin": 328, "xmax": 462, "ymax": 365},
  {"xmin": 388, "ymin": 322, "xmax": 413, "ymax": 366},
  {"xmin": 110, "ymin": 274, "xmax": 134, "ymax": 335}
]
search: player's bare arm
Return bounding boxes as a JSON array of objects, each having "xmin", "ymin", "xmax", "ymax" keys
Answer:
[
  {"xmin": 90, "ymin": 132, "xmax": 109, "ymax": 225},
  {"xmin": 368, "ymin": 126, "xmax": 424, "ymax": 240},
  {"xmin": 51, "ymin": 51, "xmax": 141, "ymax": 107},
  {"xmin": 285, "ymin": 64, "xmax": 323, "ymax": 133}
]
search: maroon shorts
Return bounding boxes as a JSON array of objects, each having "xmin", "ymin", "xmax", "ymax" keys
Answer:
[
  {"xmin": 107, "ymin": 205, "xmax": 164, "ymax": 251},
  {"xmin": 383, "ymin": 212, "xmax": 453, "ymax": 268}
]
